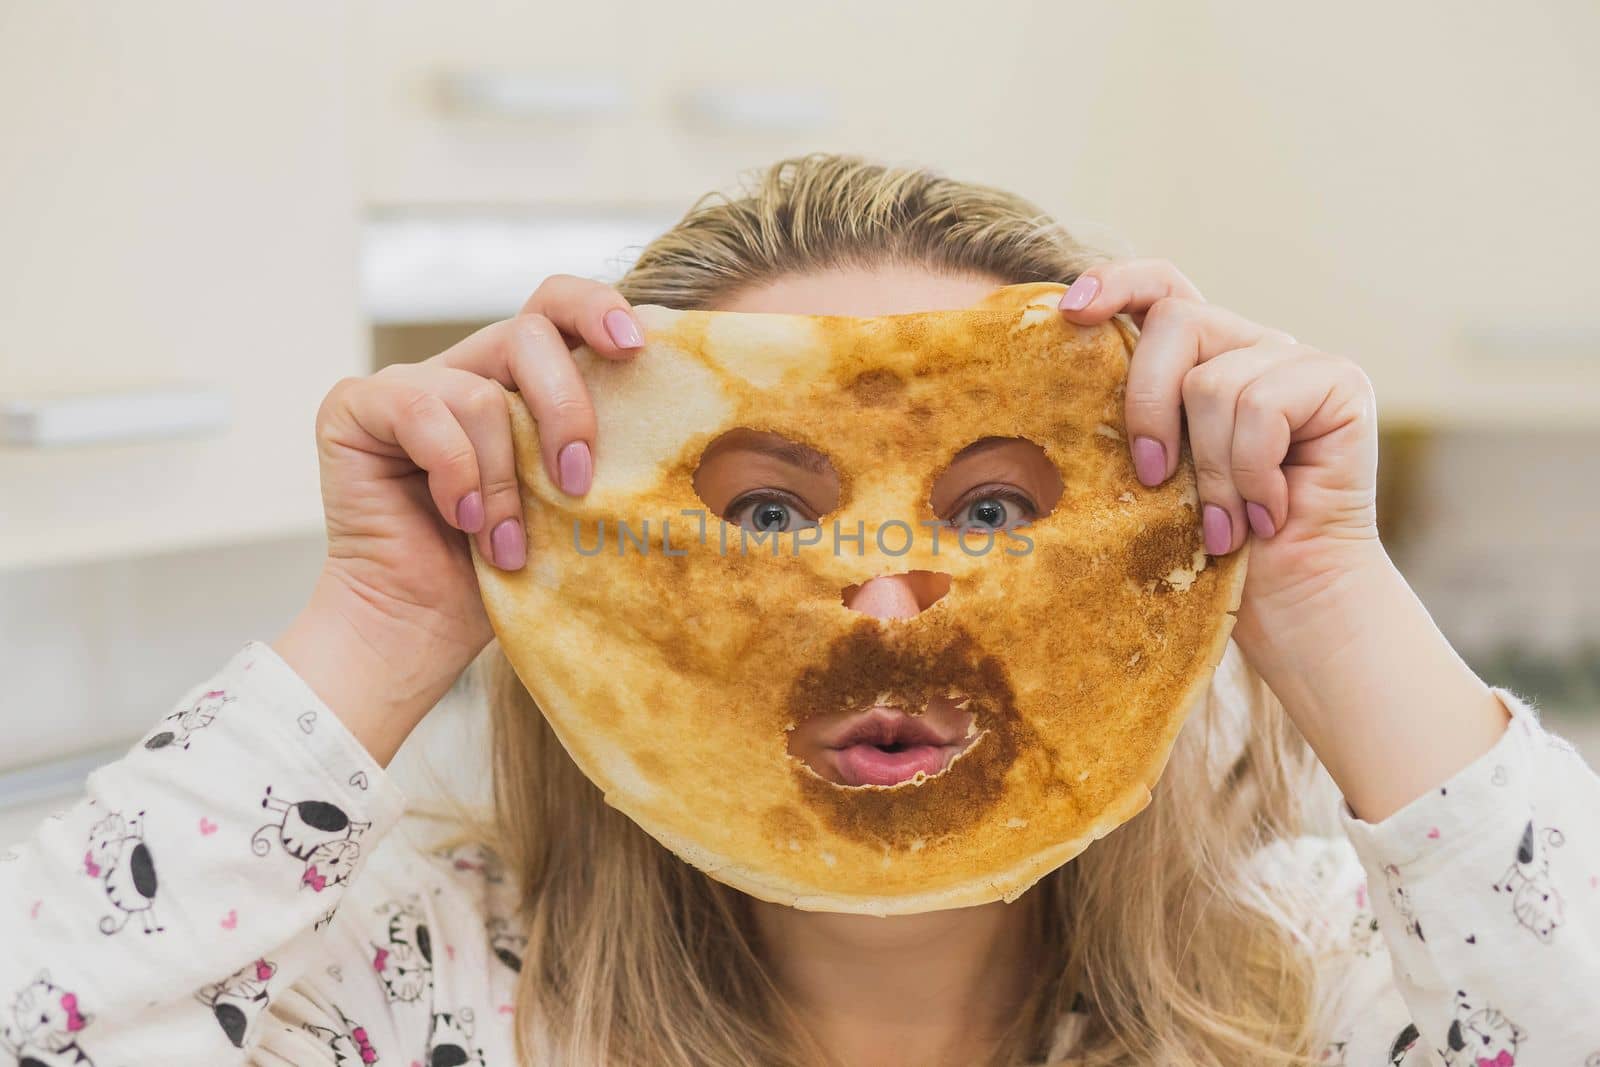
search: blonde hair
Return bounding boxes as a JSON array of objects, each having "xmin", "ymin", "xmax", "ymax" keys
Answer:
[{"xmin": 481, "ymin": 155, "xmax": 1327, "ymax": 1065}]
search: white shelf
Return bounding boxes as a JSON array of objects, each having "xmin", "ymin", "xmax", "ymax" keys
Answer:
[
  {"xmin": 1, "ymin": 383, "xmax": 230, "ymax": 448},
  {"xmin": 361, "ymin": 213, "xmax": 674, "ymax": 325}
]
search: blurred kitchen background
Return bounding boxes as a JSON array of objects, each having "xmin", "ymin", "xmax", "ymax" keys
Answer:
[{"xmin": 3, "ymin": 1, "xmax": 1598, "ymax": 844}]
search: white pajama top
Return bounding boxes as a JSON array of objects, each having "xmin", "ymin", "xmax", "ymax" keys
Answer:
[{"xmin": 2, "ymin": 643, "xmax": 1598, "ymax": 1066}]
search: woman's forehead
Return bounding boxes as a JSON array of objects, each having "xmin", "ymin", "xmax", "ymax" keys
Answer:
[{"xmin": 713, "ymin": 266, "xmax": 1006, "ymax": 317}]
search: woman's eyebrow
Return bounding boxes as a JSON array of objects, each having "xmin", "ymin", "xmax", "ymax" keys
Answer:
[
  {"xmin": 948, "ymin": 437, "xmax": 1015, "ymax": 462},
  {"xmin": 737, "ymin": 439, "xmax": 834, "ymax": 475}
]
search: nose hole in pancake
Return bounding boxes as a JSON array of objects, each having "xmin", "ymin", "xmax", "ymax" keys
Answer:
[{"xmin": 840, "ymin": 570, "xmax": 951, "ymax": 619}]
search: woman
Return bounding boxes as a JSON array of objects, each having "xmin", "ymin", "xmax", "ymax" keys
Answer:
[{"xmin": 2, "ymin": 156, "xmax": 1596, "ymax": 1066}]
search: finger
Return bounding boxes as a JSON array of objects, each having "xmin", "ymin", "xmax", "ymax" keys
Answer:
[
  {"xmin": 1057, "ymin": 258, "xmax": 1204, "ymax": 326},
  {"xmin": 431, "ymin": 315, "xmax": 597, "ymax": 498},
  {"xmin": 1180, "ymin": 346, "xmax": 1299, "ymax": 555},
  {"xmin": 1232, "ymin": 353, "xmax": 1369, "ymax": 538},
  {"xmin": 1124, "ymin": 297, "xmax": 1296, "ymax": 487},
  {"xmin": 343, "ymin": 370, "xmax": 482, "ymax": 536},
  {"xmin": 520, "ymin": 274, "xmax": 644, "ymax": 359},
  {"xmin": 381, "ymin": 363, "xmax": 524, "ymax": 568}
]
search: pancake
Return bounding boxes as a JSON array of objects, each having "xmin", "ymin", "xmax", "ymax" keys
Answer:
[{"xmin": 474, "ymin": 282, "xmax": 1244, "ymax": 915}]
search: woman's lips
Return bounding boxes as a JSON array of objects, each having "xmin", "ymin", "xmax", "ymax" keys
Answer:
[
  {"xmin": 833, "ymin": 741, "xmax": 952, "ymax": 787},
  {"xmin": 823, "ymin": 704, "xmax": 974, "ymax": 787}
]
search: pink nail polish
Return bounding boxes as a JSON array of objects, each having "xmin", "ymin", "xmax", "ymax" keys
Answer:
[
  {"xmin": 1246, "ymin": 501, "xmax": 1276, "ymax": 539},
  {"xmin": 456, "ymin": 491, "xmax": 485, "ymax": 533},
  {"xmin": 604, "ymin": 308, "xmax": 643, "ymax": 349},
  {"xmin": 1058, "ymin": 275, "xmax": 1100, "ymax": 311},
  {"xmin": 1131, "ymin": 436, "xmax": 1167, "ymax": 487},
  {"xmin": 1202, "ymin": 504, "xmax": 1232, "ymax": 556},
  {"xmin": 491, "ymin": 518, "xmax": 526, "ymax": 570},
  {"xmin": 558, "ymin": 441, "xmax": 593, "ymax": 496}
]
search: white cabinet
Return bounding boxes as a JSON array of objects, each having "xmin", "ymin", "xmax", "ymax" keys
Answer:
[
  {"xmin": 0, "ymin": 3, "xmax": 365, "ymax": 569},
  {"xmin": 347, "ymin": 0, "xmax": 1150, "ymax": 212},
  {"xmin": 351, "ymin": 0, "xmax": 653, "ymax": 207}
]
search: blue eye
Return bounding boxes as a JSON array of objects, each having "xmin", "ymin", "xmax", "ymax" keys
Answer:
[
  {"xmin": 949, "ymin": 489, "xmax": 1036, "ymax": 532},
  {"xmin": 752, "ymin": 502, "xmax": 792, "ymax": 532},
  {"xmin": 730, "ymin": 493, "xmax": 818, "ymax": 533},
  {"xmin": 965, "ymin": 498, "xmax": 1008, "ymax": 528}
]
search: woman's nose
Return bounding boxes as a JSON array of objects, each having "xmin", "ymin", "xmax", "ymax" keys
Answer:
[{"xmin": 841, "ymin": 571, "xmax": 951, "ymax": 620}]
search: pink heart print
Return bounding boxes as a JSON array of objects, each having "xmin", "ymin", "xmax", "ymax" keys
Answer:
[
  {"xmin": 60, "ymin": 992, "xmax": 86, "ymax": 1033},
  {"xmin": 221, "ymin": 909, "xmax": 238, "ymax": 930},
  {"xmin": 1427, "ymin": 827, "xmax": 1441, "ymax": 840},
  {"xmin": 199, "ymin": 818, "xmax": 218, "ymax": 836}
]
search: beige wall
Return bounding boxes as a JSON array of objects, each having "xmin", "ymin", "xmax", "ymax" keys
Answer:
[{"xmin": 1051, "ymin": 3, "xmax": 1600, "ymax": 424}]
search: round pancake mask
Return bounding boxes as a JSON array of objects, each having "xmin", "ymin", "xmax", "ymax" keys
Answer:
[{"xmin": 474, "ymin": 282, "xmax": 1244, "ymax": 915}]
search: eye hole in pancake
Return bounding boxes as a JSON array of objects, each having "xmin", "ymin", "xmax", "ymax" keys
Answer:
[
  {"xmin": 692, "ymin": 428, "xmax": 840, "ymax": 532},
  {"xmin": 928, "ymin": 437, "xmax": 1063, "ymax": 534},
  {"xmin": 786, "ymin": 696, "xmax": 982, "ymax": 789}
]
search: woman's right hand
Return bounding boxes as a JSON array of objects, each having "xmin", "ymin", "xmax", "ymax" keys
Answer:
[{"xmin": 272, "ymin": 277, "xmax": 645, "ymax": 764}]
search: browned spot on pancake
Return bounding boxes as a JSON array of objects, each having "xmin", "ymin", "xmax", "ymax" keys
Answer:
[
  {"xmin": 631, "ymin": 748, "xmax": 670, "ymax": 781},
  {"xmin": 786, "ymin": 624, "xmax": 1045, "ymax": 849},
  {"xmin": 761, "ymin": 804, "xmax": 818, "ymax": 848},
  {"xmin": 581, "ymin": 694, "xmax": 621, "ymax": 728},
  {"xmin": 1091, "ymin": 430, "xmax": 1123, "ymax": 454},
  {"xmin": 1126, "ymin": 516, "xmax": 1203, "ymax": 589},
  {"xmin": 845, "ymin": 368, "xmax": 905, "ymax": 407}
]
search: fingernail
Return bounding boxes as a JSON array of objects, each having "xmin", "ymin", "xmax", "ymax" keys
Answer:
[
  {"xmin": 558, "ymin": 441, "xmax": 593, "ymax": 496},
  {"xmin": 456, "ymin": 491, "xmax": 485, "ymax": 533},
  {"xmin": 1131, "ymin": 436, "xmax": 1167, "ymax": 487},
  {"xmin": 1058, "ymin": 274, "xmax": 1100, "ymax": 311},
  {"xmin": 1202, "ymin": 504, "xmax": 1232, "ymax": 556},
  {"xmin": 1246, "ymin": 501, "xmax": 1277, "ymax": 539},
  {"xmin": 604, "ymin": 308, "xmax": 643, "ymax": 349},
  {"xmin": 491, "ymin": 518, "xmax": 526, "ymax": 570}
]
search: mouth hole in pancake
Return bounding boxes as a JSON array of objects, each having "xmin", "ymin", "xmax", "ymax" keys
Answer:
[
  {"xmin": 692, "ymin": 428, "xmax": 840, "ymax": 533},
  {"xmin": 785, "ymin": 695, "xmax": 983, "ymax": 790},
  {"xmin": 928, "ymin": 436, "xmax": 1064, "ymax": 533}
]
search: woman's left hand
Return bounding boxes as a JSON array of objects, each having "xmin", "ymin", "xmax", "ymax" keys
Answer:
[
  {"xmin": 1056, "ymin": 258, "xmax": 1379, "ymax": 621},
  {"xmin": 1057, "ymin": 258, "xmax": 1507, "ymax": 821}
]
